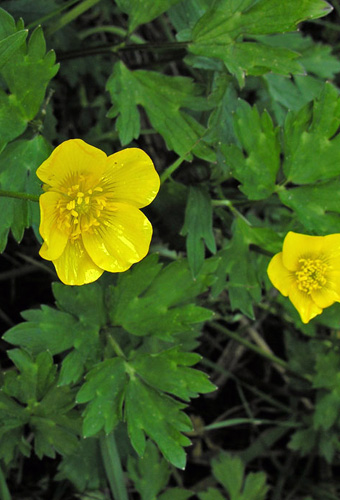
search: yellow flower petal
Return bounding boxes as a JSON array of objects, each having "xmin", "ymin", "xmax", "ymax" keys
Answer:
[
  {"xmin": 267, "ymin": 252, "xmax": 294, "ymax": 297},
  {"xmin": 324, "ymin": 233, "xmax": 340, "ymax": 260},
  {"xmin": 36, "ymin": 139, "xmax": 107, "ymax": 188},
  {"xmin": 39, "ymin": 191, "xmax": 68, "ymax": 260},
  {"xmin": 104, "ymin": 148, "xmax": 160, "ymax": 208},
  {"xmin": 311, "ymin": 287, "xmax": 339, "ymax": 309},
  {"xmin": 82, "ymin": 203, "xmax": 152, "ymax": 272},
  {"xmin": 282, "ymin": 232, "xmax": 326, "ymax": 270},
  {"xmin": 288, "ymin": 286, "xmax": 323, "ymax": 324},
  {"xmin": 53, "ymin": 238, "xmax": 104, "ymax": 286}
]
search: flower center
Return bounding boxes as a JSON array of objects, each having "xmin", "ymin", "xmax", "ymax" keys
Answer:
[
  {"xmin": 295, "ymin": 258, "xmax": 328, "ymax": 294},
  {"xmin": 56, "ymin": 176, "xmax": 109, "ymax": 239}
]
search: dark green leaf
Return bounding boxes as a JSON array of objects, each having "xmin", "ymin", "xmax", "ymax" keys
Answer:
[
  {"xmin": 222, "ymin": 100, "xmax": 280, "ymax": 199},
  {"xmin": 116, "ymin": 0, "xmax": 182, "ymax": 32},
  {"xmin": 0, "ymin": 136, "xmax": 51, "ymax": 251},
  {"xmin": 283, "ymin": 82, "xmax": 340, "ymax": 184},
  {"xmin": 106, "ymin": 62, "xmax": 214, "ymax": 160},
  {"xmin": 181, "ymin": 186, "xmax": 216, "ymax": 277},
  {"xmin": 125, "ymin": 377, "xmax": 191, "ymax": 469}
]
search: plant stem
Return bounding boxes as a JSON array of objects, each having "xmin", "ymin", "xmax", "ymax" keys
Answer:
[
  {"xmin": 209, "ymin": 321, "xmax": 310, "ymax": 382},
  {"xmin": 57, "ymin": 40, "xmax": 189, "ymax": 61},
  {"xmin": 0, "ymin": 465, "xmax": 11, "ymax": 500},
  {"xmin": 100, "ymin": 433, "xmax": 129, "ymax": 500},
  {"xmin": 27, "ymin": 0, "xmax": 80, "ymax": 29},
  {"xmin": 0, "ymin": 190, "xmax": 39, "ymax": 203},
  {"xmin": 46, "ymin": 0, "xmax": 103, "ymax": 36}
]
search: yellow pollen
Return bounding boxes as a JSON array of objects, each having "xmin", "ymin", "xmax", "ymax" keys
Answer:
[
  {"xmin": 295, "ymin": 258, "xmax": 328, "ymax": 294},
  {"xmin": 56, "ymin": 180, "xmax": 108, "ymax": 239}
]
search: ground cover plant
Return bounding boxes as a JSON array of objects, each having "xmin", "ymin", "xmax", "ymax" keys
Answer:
[{"xmin": 1, "ymin": 0, "xmax": 340, "ymax": 498}]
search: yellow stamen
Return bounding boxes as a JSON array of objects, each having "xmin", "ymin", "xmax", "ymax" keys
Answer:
[{"xmin": 296, "ymin": 258, "xmax": 329, "ymax": 294}]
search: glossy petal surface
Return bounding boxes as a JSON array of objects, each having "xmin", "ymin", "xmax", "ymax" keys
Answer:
[
  {"xmin": 37, "ymin": 139, "xmax": 159, "ymax": 285},
  {"xmin": 53, "ymin": 239, "xmax": 104, "ymax": 286},
  {"xmin": 105, "ymin": 148, "xmax": 160, "ymax": 208},
  {"xmin": 267, "ymin": 231, "xmax": 340, "ymax": 323},
  {"xmin": 83, "ymin": 203, "xmax": 152, "ymax": 272}
]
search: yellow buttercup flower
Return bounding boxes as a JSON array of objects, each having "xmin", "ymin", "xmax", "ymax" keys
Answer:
[
  {"xmin": 267, "ymin": 232, "xmax": 340, "ymax": 323},
  {"xmin": 36, "ymin": 139, "xmax": 160, "ymax": 286}
]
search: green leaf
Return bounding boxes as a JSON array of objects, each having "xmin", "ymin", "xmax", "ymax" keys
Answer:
[
  {"xmin": 2, "ymin": 349, "xmax": 80, "ymax": 459},
  {"xmin": 189, "ymin": 0, "xmax": 331, "ymax": 85},
  {"xmin": 109, "ymin": 255, "xmax": 216, "ymax": 339},
  {"xmin": 52, "ymin": 281, "xmax": 107, "ymax": 328},
  {"xmin": 106, "ymin": 61, "xmax": 214, "ymax": 160},
  {"xmin": 181, "ymin": 186, "xmax": 216, "ymax": 277},
  {"xmin": 130, "ymin": 348, "xmax": 216, "ymax": 401},
  {"xmin": 56, "ymin": 438, "xmax": 105, "ymax": 492},
  {"xmin": 125, "ymin": 377, "xmax": 191, "ymax": 469},
  {"xmin": 222, "ymin": 100, "xmax": 280, "ymax": 200},
  {"xmin": 3, "ymin": 306, "xmax": 78, "ymax": 355},
  {"xmin": 198, "ymin": 489, "xmax": 225, "ymax": 500},
  {"xmin": 212, "ymin": 218, "xmax": 269, "ymax": 318},
  {"xmin": 1, "ymin": 25, "xmax": 59, "ymax": 121},
  {"xmin": 211, "ymin": 452, "xmax": 269, "ymax": 500},
  {"xmin": 160, "ymin": 489, "xmax": 194, "ymax": 500},
  {"xmin": 116, "ymin": 0, "xmax": 182, "ymax": 32},
  {"xmin": 283, "ymin": 82, "xmax": 340, "ymax": 184},
  {"xmin": 0, "ymin": 136, "xmax": 51, "ymax": 251},
  {"xmin": 313, "ymin": 392, "xmax": 340, "ymax": 431},
  {"xmin": 76, "ymin": 358, "xmax": 127, "ymax": 437},
  {"xmin": 0, "ymin": 29, "xmax": 27, "ymax": 69},
  {"xmin": 278, "ymin": 180, "xmax": 340, "ymax": 235},
  {"xmin": 0, "ymin": 11, "xmax": 58, "ymax": 150},
  {"xmin": 127, "ymin": 440, "xmax": 170, "ymax": 500}
]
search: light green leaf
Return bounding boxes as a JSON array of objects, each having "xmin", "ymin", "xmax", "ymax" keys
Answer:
[
  {"xmin": 125, "ymin": 377, "xmax": 192, "ymax": 468},
  {"xmin": 181, "ymin": 186, "xmax": 216, "ymax": 277},
  {"xmin": 278, "ymin": 180, "xmax": 340, "ymax": 234},
  {"xmin": 189, "ymin": 0, "xmax": 331, "ymax": 85},
  {"xmin": 0, "ymin": 29, "xmax": 27, "ymax": 69},
  {"xmin": 3, "ymin": 306, "xmax": 78, "ymax": 355},
  {"xmin": 0, "ymin": 136, "xmax": 51, "ymax": 251},
  {"xmin": 222, "ymin": 100, "xmax": 280, "ymax": 200},
  {"xmin": 283, "ymin": 82, "xmax": 340, "ymax": 184},
  {"xmin": 198, "ymin": 489, "xmax": 226, "ymax": 500},
  {"xmin": 106, "ymin": 61, "xmax": 214, "ymax": 160},
  {"xmin": 116, "ymin": 0, "xmax": 182, "ymax": 32},
  {"xmin": 109, "ymin": 256, "xmax": 216, "ymax": 339},
  {"xmin": 131, "ymin": 347, "xmax": 216, "ymax": 401},
  {"xmin": 160, "ymin": 489, "xmax": 194, "ymax": 500},
  {"xmin": 313, "ymin": 392, "xmax": 340, "ymax": 431},
  {"xmin": 76, "ymin": 358, "xmax": 126, "ymax": 437}
]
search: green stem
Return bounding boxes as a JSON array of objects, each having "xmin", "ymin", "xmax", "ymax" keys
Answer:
[
  {"xmin": 204, "ymin": 418, "xmax": 301, "ymax": 432},
  {"xmin": 27, "ymin": 0, "xmax": 80, "ymax": 29},
  {"xmin": 0, "ymin": 465, "xmax": 11, "ymax": 500},
  {"xmin": 46, "ymin": 0, "xmax": 103, "ymax": 36},
  {"xmin": 160, "ymin": 154, "xmax": 189, "ymax": 184},
  {"xmin": 0, "ymin": 190, "xmax": 39, "ymax": 203},
  {"xmin": 209, "ymin": 321, "xmax": 309, "ymax": 382},
  {"xmin": 211, "ymin": 199, "xmax": 252, "ymax": 225},
  {"xmin": 100, "ymin": 433, "xmax": 129, "ymax": 500},
  {"xmin": 57, "ymin": 40, "xmax": 189, "ymax": 61}
]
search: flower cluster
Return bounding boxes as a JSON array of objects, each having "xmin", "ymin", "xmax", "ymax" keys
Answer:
[
  {"xmin": 36, "ymin": 139, "xmax": 160, "ymax": 286},
  {"xmin": 267, "ymin": 232, "xmax": 340, "ymax": 323}
]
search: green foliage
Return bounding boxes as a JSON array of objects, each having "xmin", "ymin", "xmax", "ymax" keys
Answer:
[
  {"xmin": 0, "ymin": 136, "xmax": 51, "ymax": 250},
  {"xmin": 116, "ymin": 0, "xmax": 182, "ymax": 32},
  {"xmin": 106, "ymin": 61, "xmax": 214, "ymax": 160},
  {"xmin": 181, "ymin": 186, "xmax": 216, "ymax": 276},
  {"xmin": 0, "ymin": 8, "xmax": 58, "ymax": 152},
  {"xmin": 189, "ymin": 0, "xmax": 331, "ymax": 85},
  {"xmin": 0, "ymin": 349, "xmax": 79, "ymax": 462},
  {"xmin": 198, "ymin": 452, "xmax": 269, "ymax": 500},
  {"xmin": 222, "ymin": 100, "xmax": 280, "ymax": 200},
  {"xmin": 1, "ymin": 0, "xmax": 340, "ymax": 498}
]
